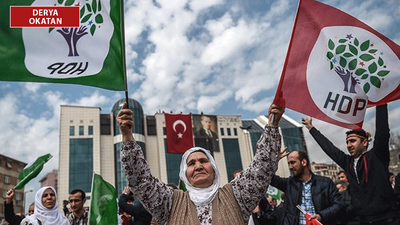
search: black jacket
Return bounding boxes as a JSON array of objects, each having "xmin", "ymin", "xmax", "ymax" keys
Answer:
[
  {"xmin": 309, "ymin": 104, "xmax": 400, "ymax": 223},
  {"xmin": 271, "ymin": 173, "xmax": 344, "ymax": 225},
  {"xmin": 336, "ymin": 189, "xmax": 359, "ymax": 225},
  {"xmin": 118, "ymin": 194, "xmax": 152, "ymax": 225},
  {"xmin": 4, "ymin": 201, "xmax": 23, "ymax": 225},
  {"xmin": 252, "ymin": 196, "xmax": 278, "ymax": 225},
  {"xmin": 395, "ymin": 173, "xmax": 400, "ymax": 207}
]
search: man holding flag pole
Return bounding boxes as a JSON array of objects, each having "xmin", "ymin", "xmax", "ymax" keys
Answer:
[
  {"xmin": 273, "ymin": 0, "xmax": 400, "ymax": 223},
  {"xmin": 302, "ymin": 105, "xmax": 400, "ymax": 224}
]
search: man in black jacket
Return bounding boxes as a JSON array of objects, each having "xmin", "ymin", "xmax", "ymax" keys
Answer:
[
  {"xmin": 395, "ymin": 154, "xmax": 400, "ymax": 207},
  {"xmin": 335, "ymin": 180, "xmax": 359, "ymax": 225},
  {"xmin": 302, "ymin": 104, "xmax": 400, "ymax": 224},
  {"xmin": 271, "ymin": 150, "xmax": 344, "ymax": 225}
]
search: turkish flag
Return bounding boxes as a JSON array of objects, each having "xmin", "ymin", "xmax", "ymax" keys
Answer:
[
  {"xmin": 165, "ymin": 113, "xmax": 194, "ymax": 153},
  {"xmin": 274, "ymin": 0, "xmax": 400, "ymax": 129},
  {"xmin": 305, "ymin": 213, "xmax": 322, "ymax": 225},
  {"xmin": 305, "ymin": 213, "xmax": 323, "ymax": 225}
]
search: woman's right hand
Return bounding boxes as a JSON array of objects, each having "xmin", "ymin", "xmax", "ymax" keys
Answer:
[
  {"xmin": 6, "ymin": 189, "xmax": 15, "ymax": 204},
  {"xmin": 117, "ymin": 102, "xmax": 134, "ymax": 142}
]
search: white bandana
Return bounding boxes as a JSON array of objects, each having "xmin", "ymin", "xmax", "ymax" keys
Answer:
[
  {"xmin": 24, "ymin": 186, "xmax": 69, "ymax": 225},
  {"xmin": 179, "ymin": 147, "xmax": 220, "ymax": 206}
]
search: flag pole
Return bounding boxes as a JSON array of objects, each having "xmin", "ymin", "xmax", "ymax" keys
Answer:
[
  {"xmin": 88, "ymin": 171, "xmax": 96, "ymax": 224},
  {"xmin": 120, "ymin": 0, "xmax": 129, "ymax": 108}
]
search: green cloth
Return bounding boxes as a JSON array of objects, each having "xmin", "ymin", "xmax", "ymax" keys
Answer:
[{"xmin": 89, "ymin": 173, "xmax": 118, "ymax": 225}]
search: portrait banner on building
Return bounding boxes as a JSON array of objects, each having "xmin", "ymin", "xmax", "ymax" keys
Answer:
[
  {"xmin": 0, "ymin": 0, "xmax": 125, "ymax": 91},
  {"xmin": 165, "ymin": 113, "xmax": 194, "ymax": 154},
  {"xmin": 89, "ymin": 173, "xmax": 118, "ymax": 225},
  {"xmin": 15, "ymin": 153, "xmax": 52, "ymax": 190},
  {"xmin": 193, "ymin": 114, "xmax": 220, "ymax": 153},
  {"xmin": 274, "ymin": 0, "xmax": 400, "ymax": 129}
]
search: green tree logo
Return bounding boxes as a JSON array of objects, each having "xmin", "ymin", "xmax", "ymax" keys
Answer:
[
  {"xmin": 50, "ymin": 0, "xmax": 104, "ymax": 56},
  {"xmin": 326, "ymin": 35, "xmax": 390, "ymax": 94}
]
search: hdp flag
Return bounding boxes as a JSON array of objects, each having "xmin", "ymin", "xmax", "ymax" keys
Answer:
[
  {"xmin": 15, "ymin": 153, "xmax": 52, "ymax": 190},
  {"xmin": 266, "ymin": 185, "xmax": 282, "ymax": 201},
  {"xmin": 0, "ymin": 0, "xmax": 124, "ymax": 91},
  {"xmin": 165, "ymin": 113, "xmax": 194, "ymax": 153},
  {"xmin": 89, "ymin": 173, "xmax": 118, "ymax": 225},
  {"xmin": 274, "ymin": 0, "xmax": 400, "ymax": 129}
]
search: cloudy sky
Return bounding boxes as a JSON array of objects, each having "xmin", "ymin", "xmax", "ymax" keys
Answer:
[{"xmin": 2, "ymin": 0, "xmax": 400, "ymax": 207}]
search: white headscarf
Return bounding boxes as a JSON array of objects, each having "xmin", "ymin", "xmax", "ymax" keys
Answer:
[
  {"xmin": 24, "ymin": 186, "xmax": 69, "ymax": 225},
  {"xmin": 179, "ymin": 147, "xmax": 220, "ymax": 206}
]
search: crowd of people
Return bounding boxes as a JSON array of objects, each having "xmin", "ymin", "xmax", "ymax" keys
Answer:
[{"xmin": 3, "ymin": 102, "xmax": 400, "ymax": 225}]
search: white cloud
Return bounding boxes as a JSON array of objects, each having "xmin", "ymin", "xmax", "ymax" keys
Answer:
[
  {"xmin": 239, "ymin": 97, "xmax": 274, "ymax": 113},
  {"xmin": 23, "ymin": 83, "xmax": 43, "ymax": 93},
  {"xmin": 201, "ymin": 19, "xmax": 258, "ymax": 65},
  {"xmin": 190, "ymin": 0, "xmax": 224, "ymax": 13},
  {"xmin": 197, "ymin": 90, "xmax": 232, "ymax": 113}
]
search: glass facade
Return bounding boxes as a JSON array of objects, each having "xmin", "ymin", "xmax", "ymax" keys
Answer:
[
  {"xmin": 278, "ymin": 116, "xmax": 307, "ymax": 153},
  {"xmin": 112, "ymin": 99, "xmax": 144, "ymax": 136},
  {"xmin": 164, "ymin": 139, "xmax": 183, "ymax": 185},
  {"xmin": 280, "ymin": 127, "xmax": 306, "ymax": 153},
  {"xmin": 222, "ymin": 139, "xmax": 243, "ymax": 180},
  {"xmin": 114, "ymin": 141, "xmax": 146, "ymax": 193},
  {"xmin": 242, "ymin": 118, "xmax": 307, "ymax": 155},
  {"xmin": 69, "ymin": 138, "xmax": 93, "ymax": 193}
]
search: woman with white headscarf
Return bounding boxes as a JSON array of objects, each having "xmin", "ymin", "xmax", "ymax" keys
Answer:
[
  {"xmin": 118, "ymin": 103, "xmax": 284, "ymax": 225},
  {"xmin": 20, "ymin": 186, "xmax": 69, "ymax": 225}
]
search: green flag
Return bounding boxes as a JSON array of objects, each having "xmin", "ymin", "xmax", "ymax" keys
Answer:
[
  {"xmin": 15, "ymin": 153, "xmax": 52, "ymax": 190},
  {"xmin": 178, "ymin": 179, "xmax": 187, "ymax": 191},
  {"xmin": 89, "ymin": 173, "xmax": 118, "ymax": 225},
  {"xmin": 0, "ymin": 0, "xmax": 124, "ymax": 91},
  {"xmin": 266, "ymin": 185, "xmax": 282, "ymax": 201}
]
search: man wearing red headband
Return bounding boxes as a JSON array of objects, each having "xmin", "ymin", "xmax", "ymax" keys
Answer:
[{"xmin": 302, "ymin": 104, "xmax": 400, "ymax": 225}]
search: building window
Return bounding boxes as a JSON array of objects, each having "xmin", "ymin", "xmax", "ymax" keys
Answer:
[
  {"xmin": 227, "ymin": 128, "xmax": 231, "ymax": 136},
  {"xmin": 6, "ymin": 161, "xmax": 12, "ymax": 169},
  {"xmin": 164, "ymin": 139, "xmax": 183, "ymax": 185},
  {"xmin": 146, "ymin": 116, "xmax": 157, "ymax": 136},
  {"xmin": 69, "ymin": 138, "xmax": 93, "ymax": 193},
  {"xmin": 100, "ymin": 114, "xmax": 111, "ymax": 135},
  {"xmin": 233, "ymin": 128, "xmax": 237, "ymax": 136},
  {"xmin": 70, "ymin": 126, "xmax": 75, "ymax": 136},
  {"xmin": 16, "ymin": 192, "xmax": 21, "ymax": 201},
  {"xmin": 5, "ymin": 175, "xmax": 10, "ymax": 184},
  {"xmin": 220, "ymin": 128, "xmax": 225, "ymax": 136},
  {"xmin": 222, "ymin": 139, "xmax": 243, "ymax": 178},
  {"xmin": 79, "ymin": 126, "xmax": 84, "ymax": 135},
  {"xmin": 88, "ymin": 126, "xmax": 93, "ymax": 135},
  {"xmin": 3, "ymin": 190, "xmax": 7, "ymax": 198}
]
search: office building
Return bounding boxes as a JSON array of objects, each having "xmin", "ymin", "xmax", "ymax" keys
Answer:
[{"xmin": 39, "ymin": 169, "xmax": 58, "ymax": 193}]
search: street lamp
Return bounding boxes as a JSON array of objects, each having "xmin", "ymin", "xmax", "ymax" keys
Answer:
[{"xmin": 24, "ymin": 189, "xmax": 33, "ymax": 215}]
